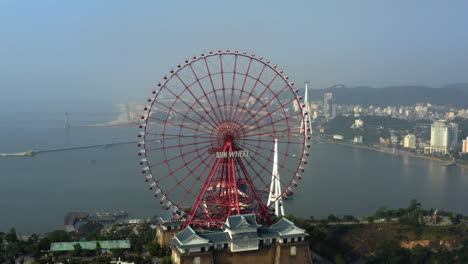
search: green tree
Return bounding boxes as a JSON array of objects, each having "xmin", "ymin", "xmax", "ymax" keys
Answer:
[
  {"xmin": 410, "ymin": 244, "xmax": 430, "ymax": 264},
  {"xmin": 78, "ymin": 222, "xmax": 104, "ymax": 234},
  {"xmin": 47, "ymin": 230, "xmax": 72, "ymax": 243},
  {"xmin": 149, "ymin": 241, "xmax": 161, "ymax": 256},
  {"xmin": 161, "ymin": 256, "xmax": 172, "ymax": 264},
  {"xmin": 5, "ymin": 228, "xmax": 18, "ymax": 243},
  {"xmin": 327, "ymin": 214, "xmax": 340, "ymax": 222},
  {"xmin": 369, "ymin": 240, "xmax": 409, "ymax": 264},
  {"xmin": 95, "ymin": 242, "xmax": 102, "ymax": 256},
  {"xmin": 72, "ymin": 243, "xmax": 83, "ymax": 257}
]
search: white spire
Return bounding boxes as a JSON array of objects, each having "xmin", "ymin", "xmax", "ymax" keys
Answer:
[
  {"xmin": 268, "ymin": 137, "xmax": 285, "ymax": 217},
  {"xmin": 300, "ymin": 81, "xmax": 313, "ymax": 136}
]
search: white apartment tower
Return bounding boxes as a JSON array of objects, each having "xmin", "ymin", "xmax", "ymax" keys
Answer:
[{"xmin": 430, "ymin": 120, "xmax": 458, "ymax": 154}]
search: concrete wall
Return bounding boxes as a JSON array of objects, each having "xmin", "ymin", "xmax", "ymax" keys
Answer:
[
  {"xmin": 279, "ymin": 241, "xmax": 312, "ymax": 264},
  {"xmin": 172, "ymin": 249, "xmax": 214, "ymax": 264},
  {"xmin": 213, "ymin": 245, "xmax": 276, "ymax": 264},
  {"xmin": 156, "ymin": 225, "xmax": 177, "ymax": 247}
]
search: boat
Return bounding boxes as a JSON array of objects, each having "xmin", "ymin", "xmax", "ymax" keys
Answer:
[{"xmin": 443, "ymin": 161, "xmax": 456, "ymax": 167}]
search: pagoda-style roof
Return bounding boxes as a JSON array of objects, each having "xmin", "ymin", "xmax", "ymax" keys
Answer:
[
  {"xmin": 172, "ymin": 227, "xmax": 212, "ymax": 249},
  {"xmin": 155, "ymin": 210, "xmax": 184, "ymax": 225},
  {"xmin": 223, "ymin": 213, "xmax": 261, "ymax": 230},
  {"xmin": 268, "ymin": 218, "xmax": 308, "ymax": 238},
  {"xmin": 203, "ymin": 232, "xmax": 231, "ymax": 243}
]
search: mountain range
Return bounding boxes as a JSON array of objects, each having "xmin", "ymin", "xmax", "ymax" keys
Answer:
[{"xmin": 309, "ymin": 83, "xmax": 468, "ymax": 108}]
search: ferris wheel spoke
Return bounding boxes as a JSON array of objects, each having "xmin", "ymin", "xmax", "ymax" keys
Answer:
[
  {"xmin": 145, "ymin": 132, "xmax": 212, "ymax": 139},
  {"xmin": 157, "ymin": 86, "xmax": 220, "ymax": 133},
  {"xmin": 176, "ymin": 154, "xmax": 218, "ymax": 207},
  {"xmin": 237, "ymin": 154, "xmax": 275, "ymax": 192},
  {"xmin": 241, "ymin": 93, "xmax": 297, "ymax": 130},
  {"xmin": 202, "ymin": 57, "xmax": 225, "ymax": 124},
  {"xmin": 146, "ymin": 139, "xmax": 212, "ymax": 152},
  {"xmin": 240, "ymin": 137, "xmax": 303, "ymax": 144},
  {"xmin": 149, "ymin": 143, "xmax": 212, "ymax": 167},
  {"xmin": 227, "ymin": 54, "xmax": 238, "ymax": 123},
  {"xmin": 233, "ymin": 57, "xmax": 253, "ymax": 122},
  {"xmin": 187, "ymin": 63, "xmax": 223, "ymax": 124},
  {"xmin": 243, "ymin": 112, "xmax": 303, "ymax": 135},
  {"xmin": 156, "ymin": 147, "xmax": 212, "ymax": 185},
  {"xmin": 235, "ymin": 80, "xmax": 291, "ymax": 128},
  {"xmin": 240, "ymin": 142, "xmax": 298, "ymax": 178},
  {"xmin": 238, "ymin": 140, "xmax": 297, "ymax": 160},
  {"xmin": 150, "ymin": 100, "xmax": 217, "ymax": 134},
  {"xmin": 232, "ymin": 65, "xmax": 269, "ymax": 125},
  {"xmin": 173, "ymin": 73, "xmax": 222, "ymax": 129},
  {"xmin": 219, "ymin": 54, "xmax": 228, "ymax": 122},
  {"xmin": 238, "ymin": 144, "xmax": 293, "ymax": 189},
  {"xmin": 147, "ymin": 115, "xmax": 213, "ymax": 136},
  {"xmin": 234, "ymin": 72, "xmax": 280, "ymax": 126}
]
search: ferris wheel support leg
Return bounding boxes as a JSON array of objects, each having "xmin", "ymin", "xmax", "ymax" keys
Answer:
[
  {"xmin": 183, "ymin": 154, "xmax": 224, "ymax": 229},
  {"xmin": 236, "ymin": 156, "xmax": 272, "ymax": 225}
]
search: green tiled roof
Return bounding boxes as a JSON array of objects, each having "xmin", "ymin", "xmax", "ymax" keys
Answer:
[{"xmin": 50, "ymin": 240, "xmax": 131, "ymax": 251}]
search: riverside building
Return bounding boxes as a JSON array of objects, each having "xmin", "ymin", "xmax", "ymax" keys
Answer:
[
  {"xmin": 463, "ymin": 137, "xmax": 468, "ymax": 153},
  {"xmin": 430, "ymin": 120, "xmax": 458, "ymax": 155},
  {"xmin": 403, "ymin": 134, "xmax": 416, "ymax": 149}
]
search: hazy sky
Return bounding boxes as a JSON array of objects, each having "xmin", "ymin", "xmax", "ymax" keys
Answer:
[{"xmin": 1, "ymin": 0, "xmax": 467, "ymax": 113}]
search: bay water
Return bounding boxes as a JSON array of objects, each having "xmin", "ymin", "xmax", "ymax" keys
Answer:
[{"xmin": 1, "ymin": 112, "xmax": 467, "ymax": 233}]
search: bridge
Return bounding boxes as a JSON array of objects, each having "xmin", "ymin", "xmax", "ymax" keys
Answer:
[{"xmin": 0, "ymin": 140, "xmax": 140, "ymax": 157}]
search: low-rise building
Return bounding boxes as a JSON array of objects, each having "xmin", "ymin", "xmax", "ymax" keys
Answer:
[
  {"xmin": 155, "ymin": 210, "xmax": 184, "ymax": 246},
  {"xmin": 353, "ymin": 136, "xmax": 363, "ymax": 144},
  {"xmin": 403, "ymin": 134, "xmax": 416, "ymax": 149},
  {"xmin": 170, "ymin": 214, "xmax": 311, "ymax": 264},
  {"xmin": 50, "ymin": 240, "xmax": 130, "ymax": 254}
]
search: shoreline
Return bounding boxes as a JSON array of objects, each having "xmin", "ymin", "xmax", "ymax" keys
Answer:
[{"xmin": 319, "ymin": 136, "xmax": 468, "ymax": 169}]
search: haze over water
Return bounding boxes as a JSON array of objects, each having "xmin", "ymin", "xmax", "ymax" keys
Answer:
[{"xmin": 1, "ymin": 113, "xmax": 467, "ymax": 233}]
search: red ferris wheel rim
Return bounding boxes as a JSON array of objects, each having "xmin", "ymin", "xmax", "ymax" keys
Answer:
[{"xmin": 138, "ymin": 49, "xmax": 308, "ymax": 224}]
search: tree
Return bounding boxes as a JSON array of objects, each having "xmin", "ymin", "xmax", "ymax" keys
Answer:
[
  {"xmin": 327, "ymin": 214, "xmax": 340, "ymax": 222},
  {"xmin": 47, "ymin": 230, "xmax": 72, "ymax": 243},
  {"xmin": 95, "ymin": 242, "xmax": 102, "ymax": 256},
  {"xmin": 5, "ymin": 228, "xmax": 18, "ymax": 243},
  {"xmin": 111, "ymin": 248, "xmax": 124, "ymax": 257},
  {"xmin": 369, "ymin": 240, "xmax": 409, "ymax": 264},
  {"xmin": 148, "ymin": 241, "xmax": 161, "ymax": 256},
  {"xmin": 72, "ymin": 243, "xmax": 83, "ymax": 257},
  {"xmin": 410, "ymin": 244, "xmax": 430, "ymax": 264},
  {"xmin": 78, "ymin": 222, "xmax": 103, "ymax": 234},
  {"xmin": 161, "ymin": 256, "xmax": 172, "ymax": 264}
]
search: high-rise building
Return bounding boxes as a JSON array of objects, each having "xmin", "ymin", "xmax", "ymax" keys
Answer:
[
  {"xmin": 403, "ymin": 134, "xmax": 416, "ymax": 149},
  {"xmin": 449, "ymin": 122, "xmax": 458, "ymax": 148},
  {"xmin": 323, "ymin": 93, "xmax": 335, "ymax": 119},
  {"xmin": 463, "ymin": 137, "xmax": 468, "ymax": 153},
  {"xmin": 430, "ymin": 120, "xmax": 458, "ymax": 154}
]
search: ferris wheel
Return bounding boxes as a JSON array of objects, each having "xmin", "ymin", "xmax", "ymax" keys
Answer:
[{"xmin": 138, "ymin": 49, "xmax": 308, "ymax": 228}]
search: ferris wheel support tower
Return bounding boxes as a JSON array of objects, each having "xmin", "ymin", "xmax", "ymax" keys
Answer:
[{"xmin": 267, "ymin": 137, "xmax": 285, "ymax": 217}]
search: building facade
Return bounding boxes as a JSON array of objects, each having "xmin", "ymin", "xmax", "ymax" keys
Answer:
[
  {"xmin": 323, "ymin": 93, "xmax": 335, "ymax": 119},
  {"xmin": 170, "ymin": 214, "xmax": 311, "ymax": 264},
  {"xmin": 463, "ymin": 137, "xmax": 468, "ymax": 153},
  {"xmin": 403, "ymin": 134, "xmax": 416, "ymax": 149},
  {"xmin": 430, "ymin": 120, "xmax": 458, "ymax": 154}
]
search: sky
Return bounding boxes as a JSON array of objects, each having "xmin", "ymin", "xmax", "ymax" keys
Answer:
[{"xmin": 0, "ymin": 0, "xmax": 467, "ymax": 113}]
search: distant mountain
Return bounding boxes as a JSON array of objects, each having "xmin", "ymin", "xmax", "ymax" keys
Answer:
[{"xmin": 310, "ymin": 84, "xmax": 468, "ymax": 108}]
